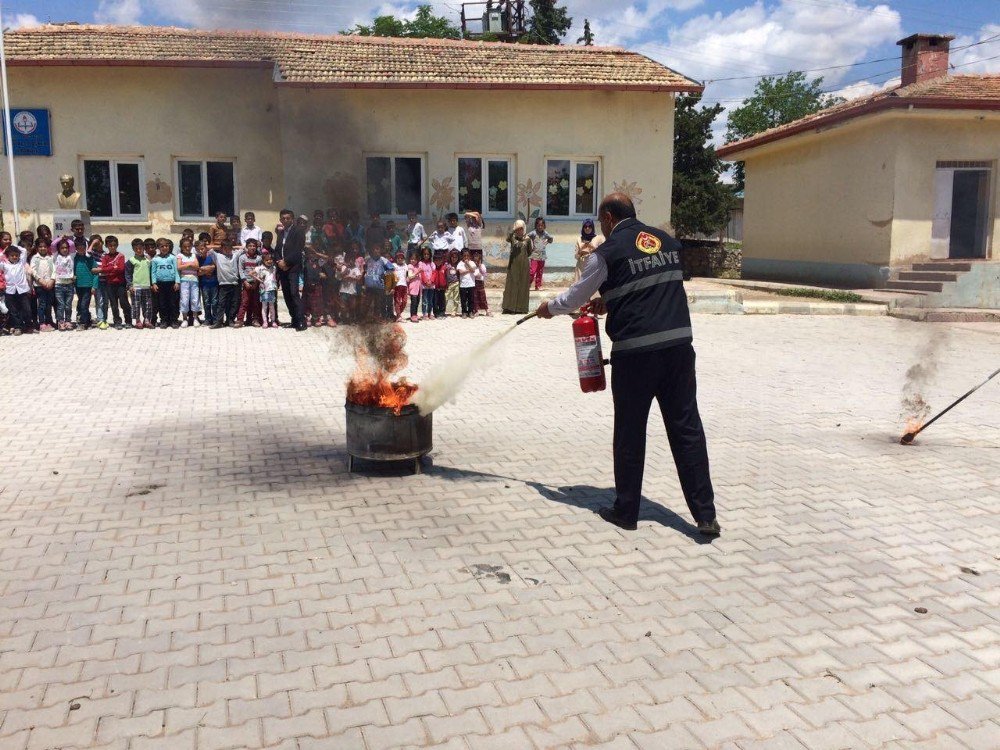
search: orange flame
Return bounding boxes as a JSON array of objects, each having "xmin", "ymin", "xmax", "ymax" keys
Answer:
[{"xmin": 347, "ymin": 376, "xmax": 418, "ymax": 415}]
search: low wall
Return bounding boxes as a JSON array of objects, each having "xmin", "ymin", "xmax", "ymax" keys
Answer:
[{"xmin": 681, "ymin": 241, "xmax": 742, "ymax": 279}]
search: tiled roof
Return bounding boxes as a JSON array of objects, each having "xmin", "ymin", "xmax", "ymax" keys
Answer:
[
  {"xmin": 6, "ymin": 24, "xmax": 702, "ymax": 92},
  {"xmin": 717, "ymin": 74, "xmax": 1000, "ymax": 158}
]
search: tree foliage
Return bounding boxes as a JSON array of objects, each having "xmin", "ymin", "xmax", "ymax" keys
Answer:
[
  {"xmin": 577, "ymin": 19, "xmax": 594, "ymax": 46},
  {"xmin": 672, "ymin": 93, "xmax": 733, "ymax": 239},
  {"xmin": 343, "ymin": 4, "xmax": 461, "ymax": 39},
  {"xmin": 724, "ymin": 72, "xmax": 844, "ymax": 189},
  {"xmin": 523, "ymin": 0, "xmax": 572, "ymax": 44}
]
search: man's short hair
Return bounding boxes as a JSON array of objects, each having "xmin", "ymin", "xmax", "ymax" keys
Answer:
[
  {"xmin": 279, "ymin": 208, "xmax": 294, "ymax": 218},
  {"xmin": 598, "ymin": 193, "xmax": 637, "ymax": 222}
]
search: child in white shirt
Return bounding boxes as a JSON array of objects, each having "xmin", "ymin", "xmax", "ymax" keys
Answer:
[{"xmin": 255, "ymin": 254, "xmax": 279, "ymax": 327}]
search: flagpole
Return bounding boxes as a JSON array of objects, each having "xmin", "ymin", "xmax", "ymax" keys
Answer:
[{"xmin": 0, "ymin": 0, "xmax": 21, "ymax": 234}]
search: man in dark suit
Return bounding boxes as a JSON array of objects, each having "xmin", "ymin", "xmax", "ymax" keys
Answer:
[
  {"xmin": 274, "ymin": 208, "xmax": 306, "ymax": 331},
  {"xmin": 534, "ymin": 193, "xmax": 719, "ymax": 536}
]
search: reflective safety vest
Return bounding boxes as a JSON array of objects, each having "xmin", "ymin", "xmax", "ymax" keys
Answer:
[{"xmin": 596, "ymin": 217, "xmax": 692, "ymax": 357}]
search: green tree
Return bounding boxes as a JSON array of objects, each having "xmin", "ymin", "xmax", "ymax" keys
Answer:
[
  {"xmin": 577, "ymin": 19, "xmax": 594, "ymax": 46},
  {"xmin": 672, "ymin": 93, "xmax": 734, "ymax": 239},
  {"xmin": 343, "ymin": 4, "xmax": 460, "ymax": 39},
  {"xmin": 523, "ymin": 0, "xmax": 572, "ymax": 44},
  {"xmin": 724, "ymin": 72, "xmax": 844, "ymax": 190}
]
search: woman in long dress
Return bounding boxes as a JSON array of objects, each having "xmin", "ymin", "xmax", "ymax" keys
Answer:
[
  {"xmin": 574, "ymin": 218, "xmax": 603, "ymax": 283},
  {"xmin": 501, "ymin": 219, "xmax": 532, "ymax": 314}
]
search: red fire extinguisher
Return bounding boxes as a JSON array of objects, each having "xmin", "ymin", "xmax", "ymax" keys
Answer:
[{"xmin": 573, "ymin": 303, "xmax": 606, "ymax": 392}]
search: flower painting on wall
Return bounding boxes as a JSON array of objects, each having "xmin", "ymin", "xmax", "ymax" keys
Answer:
[
  {"xmin": 516, "ymin": 178, "xmax": 541, "ymax": 222},
  {"xmin": 612, "ymin": 179, "xmax": 644, "ymax": 206},
  {"xmin": 430, "ymin": 176, "xmax": 455, "ymax": 216}
]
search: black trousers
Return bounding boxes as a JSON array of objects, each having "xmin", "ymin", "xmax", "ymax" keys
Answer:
[
  {"xmin": 459, "ymin": 286, "xmax": 474, "ymax": 315},
  {"xmin": 4, "ymin": 292, "xmax": 32, "ymax": 330},
  {"xmin": 155, "ymin": 284, "xmax": 177, "ymax": 324},
  {"xmin": 611, "ymin": 342, "xmax": 716, "ymax": 525},
  {"xmin": 278, "ymin": 268, "xmax": 303, "ymax": 327},
  {"xmin": 103, "ymin": 283, "xmax": 132, "ymax": 325},
  {"xmin": 217, "ymin": 284, "xmax": 239, "ymax": 325}
]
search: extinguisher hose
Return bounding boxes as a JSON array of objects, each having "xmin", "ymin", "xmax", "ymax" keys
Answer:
[{"xmin": 515, "ymin": 311, "xmax": 538, "ymax": 325}]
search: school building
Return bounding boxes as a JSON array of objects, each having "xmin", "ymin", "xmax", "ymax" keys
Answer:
[{"xmin": 3, "ymin": 24, "xmax": 701, "ymax": 269}]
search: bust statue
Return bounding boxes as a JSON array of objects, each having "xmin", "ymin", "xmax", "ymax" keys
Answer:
[{"xmin": 57, "ymin": 174, "xmax": 81, "ymax": 209}]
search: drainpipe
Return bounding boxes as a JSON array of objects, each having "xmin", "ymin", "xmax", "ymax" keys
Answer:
[{"xmin": 0, "ymin": 1, "xmax": 20, "ymax": 234}]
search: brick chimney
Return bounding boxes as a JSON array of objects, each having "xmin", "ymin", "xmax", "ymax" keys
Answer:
[{"xmin": 897, "ymin": 33, "xmax": 955, "ymax": 87}]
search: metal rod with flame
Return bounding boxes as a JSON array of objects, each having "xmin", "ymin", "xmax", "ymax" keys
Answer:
[{"xmin": 901, "ymin": 365, "xmax": 1000, "ymax": 444}]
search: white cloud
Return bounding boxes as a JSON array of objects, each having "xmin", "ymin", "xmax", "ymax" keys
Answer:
[
  {"xmin": 631, "ymin": 0, "xmax": 902, "ymax": 144},
  {"xmin": 951, "ymin": 24, "xmax": 1000, "ymax": 74},
  {"xmin": 95, "ymin": 0, "xmax": 143, "ymax": 25},
  {"xmin": 8, "ymin": 13, "xmax": 41, "ymax": 29}
]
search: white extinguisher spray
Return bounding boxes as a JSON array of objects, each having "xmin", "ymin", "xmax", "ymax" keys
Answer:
[{"xmin": 572, "ymin": 303, "xmax": 606, "ymax": 392}]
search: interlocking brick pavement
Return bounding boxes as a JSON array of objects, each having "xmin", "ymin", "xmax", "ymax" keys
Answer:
[{"xmin": 1, "ymin": 315, "xmax": 999, "ymax": 749}]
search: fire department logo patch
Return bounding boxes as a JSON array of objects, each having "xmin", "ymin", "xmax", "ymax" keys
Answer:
[{"xmin": 635, "ymin": 231, "xmax": 662, "ymax": 254}]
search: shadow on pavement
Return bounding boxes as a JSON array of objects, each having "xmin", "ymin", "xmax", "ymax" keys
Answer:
[{"xmin": 427, "ymin": 464, "xmax": 710, "ymax": 543}]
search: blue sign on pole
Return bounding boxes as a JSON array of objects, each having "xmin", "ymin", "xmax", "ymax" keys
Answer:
[{"xmin": 3, "ymin": 109, "xmax": 52, "ymax": 156}]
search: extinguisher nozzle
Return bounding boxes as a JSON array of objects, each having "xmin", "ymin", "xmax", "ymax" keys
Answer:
[{"xmin": 515, "ymin": 312, "xmax": 538, "ymax": 325}]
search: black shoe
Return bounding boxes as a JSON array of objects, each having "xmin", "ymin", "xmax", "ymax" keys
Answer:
[
  {"xmin": 697, "ymin": 519, "xmax": 721, "ymax": 537},
  {"xmin": 597, "ymin": 506, "xmax": 637, "ymax": 531},
  {"xmin": 295, "ymin": 324, "xmax": 308, "ymax": 332},
  {"xmin": 210, "ymin": 322, "xmax": 225, "ymax": 329},
  {"xmin": 113, "ymin": 323, "xmax": 123, "ymax": 330}
]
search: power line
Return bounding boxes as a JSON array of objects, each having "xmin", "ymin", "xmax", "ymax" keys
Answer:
[{"xmin": 701, "ymin": 32, "xmax": 1000, "ymax": 84}]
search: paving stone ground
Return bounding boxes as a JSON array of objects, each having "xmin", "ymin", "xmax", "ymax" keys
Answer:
[{"xmin": 1, "ymin": 314, "xmax": 998, "ymax": 750}]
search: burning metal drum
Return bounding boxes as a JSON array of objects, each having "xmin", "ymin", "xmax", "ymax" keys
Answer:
[{"xmin": 345, "ymin": 401, "xmax": 433, "ymax": 474}]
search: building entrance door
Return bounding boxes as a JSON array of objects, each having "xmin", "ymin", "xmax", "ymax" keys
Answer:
[{"xmin": 931, "ymin": 162, "xmax": 991, "ymax": 260}]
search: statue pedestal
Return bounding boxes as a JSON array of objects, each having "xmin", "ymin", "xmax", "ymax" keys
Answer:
[{"xmin": 51, "ymin": 210, "xmax": 91, "ymax": 238}]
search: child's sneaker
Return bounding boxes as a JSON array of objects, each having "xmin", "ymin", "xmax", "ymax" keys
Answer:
[
  {"xmin": 180, "ymin": 320, "xmax": 189, "ymax": 328},
  {"xmin": 98, "ymin": 321, "xmax": 109, "ymax": 330}
]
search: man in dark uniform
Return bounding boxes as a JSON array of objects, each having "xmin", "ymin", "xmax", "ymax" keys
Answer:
[
  {"xmin": 535, "ymin": 193, "xmax": 719, "ymax": 536},
  {"xmin": 273, "ymin": 209, "xmax": 307, "ymax": 331}
]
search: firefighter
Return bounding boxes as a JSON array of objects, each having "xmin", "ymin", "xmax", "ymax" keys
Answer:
[{"xmin": 534, "ymin": 193, "xmax": 719, "ymax": 536}]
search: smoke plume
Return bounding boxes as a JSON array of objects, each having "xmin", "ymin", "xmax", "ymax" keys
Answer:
[{"xmin": 900, "ymin": 330, "xmax": 948, "ymax": 430}]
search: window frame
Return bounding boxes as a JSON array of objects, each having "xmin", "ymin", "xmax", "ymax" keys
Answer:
[
  {"xmin": 78, "ymin": 156, "xmax": 147, "ymax": 220},
  {"xmin": 363, "ymin": 153, "xmax": 427, "ymax": 219},
  {"xmin": 174, "ymin": 157, "xmax": 238, "ymax": 221},
  {"xmin": 544, "ymin": 156, "xmax": 601, "ymax": 218},
  {"xmin": 455, "ymin": 154, "xmax": 515, "ymax": 219}
]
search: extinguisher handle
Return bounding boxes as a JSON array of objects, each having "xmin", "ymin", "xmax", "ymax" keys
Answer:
[{"xmin": 579, "ymin": 303, "xmax": 592, "ymax": 316}]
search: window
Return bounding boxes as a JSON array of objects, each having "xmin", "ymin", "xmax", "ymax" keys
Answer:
[
  {"xmin": 545, "ymin": 158, "xmax": 600, "ymax": 217},
  {"xmin": 457, "ymin": 156, "xmax": 512, "ymax": 216},
  {"xmin": 81, "ymin": 158, "xmax": 144, "ymax": 219},
  {"xmin": 365, "ymin": 155, "xmax": 424, "ymax": 216},
  {"xmin": 177, "ymin": 159, "xmax": 236, "ymax": 219}
]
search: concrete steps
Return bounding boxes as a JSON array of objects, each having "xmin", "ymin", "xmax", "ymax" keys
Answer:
[
  {"xmin": 884, "ymin": 260, "xmax": 977, "ymax": 294},
  {"xmin": 884, "ymin": 279, "xmax": 943, "ymax": 292}
]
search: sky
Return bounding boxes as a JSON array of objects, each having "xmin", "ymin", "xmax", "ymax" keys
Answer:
[{"xmin": 7, "ymin": 0, "xmax": 1000, "ymax": 143}]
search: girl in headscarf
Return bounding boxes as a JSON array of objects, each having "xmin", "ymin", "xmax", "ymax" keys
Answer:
[
  {"xmin": 501, "ymin": 219, "xmax": 532, "ymax": 314},
  {"xmin": 574, "ymin": 218, "xmax": 603, "ymax": 283}
]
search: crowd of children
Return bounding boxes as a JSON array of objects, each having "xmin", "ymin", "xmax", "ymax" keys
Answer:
[{"xmin": 0, "ymin": 209, "xmax": 493, "ymax": 335}]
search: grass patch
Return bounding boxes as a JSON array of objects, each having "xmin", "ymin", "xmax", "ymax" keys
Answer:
[{"xmin": 773, "ymin": 288, "xmax": 865, "ymax": 303}]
